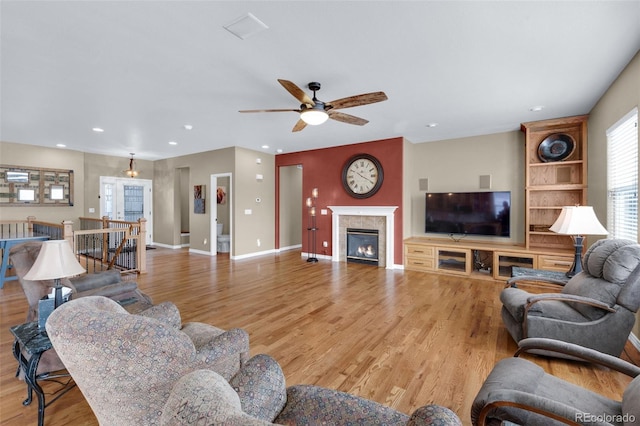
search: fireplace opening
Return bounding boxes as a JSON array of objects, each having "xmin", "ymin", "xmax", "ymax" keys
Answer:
[{"xmin": 346, "ymin": 228, "xmax": 379, "ymax": 266}]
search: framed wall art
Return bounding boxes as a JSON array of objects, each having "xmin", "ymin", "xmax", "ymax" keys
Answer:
[
  {"xmin": 194, "ymin": 185, "xmax": 205, "ymax": 214},
  {"xmin": 0, "ymin": 165, "xmax": 74, "ymax": 206}
]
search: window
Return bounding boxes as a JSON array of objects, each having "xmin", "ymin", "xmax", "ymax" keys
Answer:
[{"xmin": 607, "ymin": 107, "xmax": 638, "ymax": 241}]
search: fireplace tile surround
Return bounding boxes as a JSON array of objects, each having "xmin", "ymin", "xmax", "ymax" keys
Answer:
[{"xmin": 328, "ymin": 206, "xmax": 398, "ymax": 269}]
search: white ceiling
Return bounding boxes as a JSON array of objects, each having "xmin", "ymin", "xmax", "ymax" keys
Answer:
[{"xmin": 2, "ymin": 1, "xmax": 639, "ymax": 161}]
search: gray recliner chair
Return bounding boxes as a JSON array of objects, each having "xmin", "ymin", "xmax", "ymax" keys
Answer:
[
  {"xmin": 9, "ymin": 240, "xmax": 153, "ymax": 322},
  {"xmin": 501, "ymin": 238, "xmax": 640, "ymax": 357},
  {"xmin": 471, "ymin": 338, "xmax": 640, "ymax": 425}
]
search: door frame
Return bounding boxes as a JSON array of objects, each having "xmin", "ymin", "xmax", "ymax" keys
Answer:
[
  {"xmin": 210, "ymin": 173, "xmax": 232, "ymax": 256},
  {"xmin": 99, "ymin": 176, "xmax": 153, "ymax": 245}
]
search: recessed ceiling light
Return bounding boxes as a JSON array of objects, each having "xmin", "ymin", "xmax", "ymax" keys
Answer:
[
  {"xmin": 276, "ymin": 148, "xmax": 283, "ymax": 153},
  {"xmin": 92, "ymin": 127, "xmax": 104, "ymax": 132},
  {"xmin": 261, "ymin": 145, "xmax": 269, "ymax": 149},
  {"xmin": 56, "ymin": 143, "xmax": 66, "ymax": 148},
  {"xmin": 169, "ymin": 141, "xmax": 178, "ymax": 145},
  {"xmin": 183, "ymin": 124, "xmax": 193, "ymax": 130},
  {"xmin": 426, "ymin": 123, "xmax": 438, "ymax": 128},
  {"xmin": 529, "ymin": 105, "xmax": 544, "ymax": 112}
]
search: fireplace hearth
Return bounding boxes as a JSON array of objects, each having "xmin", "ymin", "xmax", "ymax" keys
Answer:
[{"xmin": 346, "ymin": 228, "xmax": 379, "ymax": 266}]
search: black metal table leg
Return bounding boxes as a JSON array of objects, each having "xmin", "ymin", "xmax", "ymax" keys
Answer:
[
  {"xmin": 25, "ymin": 351, "xmax": 46, "ymax": 426},
  {"xmin": 13, "ymin": 338, "xmax": 46, "ymax": 425}
]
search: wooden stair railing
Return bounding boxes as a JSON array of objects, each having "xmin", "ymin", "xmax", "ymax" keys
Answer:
[{"xmin": 1, "ymin": 216, "xmax": 146, "ymax": 276}]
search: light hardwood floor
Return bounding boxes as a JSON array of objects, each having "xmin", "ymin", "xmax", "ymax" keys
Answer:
[{"xmin": 0, "ymin": 247, "xmax": 635, "ymax": 425}]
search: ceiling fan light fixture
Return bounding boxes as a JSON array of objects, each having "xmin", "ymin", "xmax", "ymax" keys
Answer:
[{"xmin": 300, "ymin": 109, "xmax": 329, "ymax": 125}]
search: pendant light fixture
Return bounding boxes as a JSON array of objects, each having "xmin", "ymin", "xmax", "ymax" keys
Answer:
[{"xmin": 124, "ymin": 153, "xmax": 139, "ymax": 178}]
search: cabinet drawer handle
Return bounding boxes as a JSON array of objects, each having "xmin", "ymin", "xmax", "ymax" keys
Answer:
[{"xmin": 413, "ymin": 250, "xmax": 424, "ymax": 253}]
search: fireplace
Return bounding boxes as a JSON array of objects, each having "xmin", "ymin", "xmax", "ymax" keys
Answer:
[
  {"xmin": 346, "ymin": 228, "xmax": 379, "ymax": 266},
  {"xmin": 328, "ymin": 206, "xmax": 398, "ymax": 269}
]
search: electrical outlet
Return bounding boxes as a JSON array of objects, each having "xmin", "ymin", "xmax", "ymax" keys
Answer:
[
  {"xmin": 323, "ymin": 241, "xmax": 328, "ymax": 247},
  {"xmin": 203, "ymin": 238, "xmax": 207, "ymax": 245},
  {"xmin": 257, "ymin": 239, "xmax": 261, "ymax": 247}
]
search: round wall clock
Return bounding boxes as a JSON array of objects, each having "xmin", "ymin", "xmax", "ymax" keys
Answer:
[{"xmin": 342, "ymin": 154, "xmax": 384, "ymax": 198}]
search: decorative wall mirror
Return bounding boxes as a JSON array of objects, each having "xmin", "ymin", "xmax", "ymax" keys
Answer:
[{"xmin": 0, "ymin": 165, "xmax": 74, "ymax": 206}]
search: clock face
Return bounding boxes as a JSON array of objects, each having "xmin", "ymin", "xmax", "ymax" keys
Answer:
[{"xmin": 342, "ymin": 154, "xmax": 384, "ymax": 198}]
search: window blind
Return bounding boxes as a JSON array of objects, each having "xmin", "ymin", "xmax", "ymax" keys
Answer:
[{"xmin": 607, "ymin": 107, "xmax": 638, "ymax": 241}]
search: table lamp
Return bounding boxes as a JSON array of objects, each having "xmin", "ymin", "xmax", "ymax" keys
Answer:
[
  {"xmin": 549, "ymin": 205, "xmax": 609, "ymax": 278},
  {"xmin": 23, "ymin": 240, "xmax": 85, "ymax": 308}
]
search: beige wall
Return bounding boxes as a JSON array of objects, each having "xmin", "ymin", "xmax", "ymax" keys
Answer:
[
  {"xmin": 588, "ymin": 50, "xmax": 640, "ymax": 233},
  {"xmin": 233, "ymin": 147, "xmax": 276, "ymax": 255},
  {"xmin": 0, "ymin": 142, "xmax": 85, "ymax": 224},
  {"xmin": 82, "ymin": 152, "xmax": 154, "ymax": 220},
  {"xmin": 152, "ymin": 148, "xmax": 236, "ymax": 250},
  {"xmin": 150, "ymin": 146, "xmax": 275, "ymax": 257},
  {"xmin": 404, "ymin": 131, "xmax": 525, "ymax": 244},
  {"xmin": 588, "ymin": 50, "xmax": 640, "ymax": 336}
]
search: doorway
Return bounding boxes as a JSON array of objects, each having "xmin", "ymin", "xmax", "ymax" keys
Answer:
[
  {"xmin": 100, "ymin": 176, "xmax": 153, "ymax": 245},
  {"xmin": 210, "ymin": 173, "xmax": 232, "ymax": 256},
  {"xmin": 278, "ymin": 165, "xmax": 303, "ymax": 251}
]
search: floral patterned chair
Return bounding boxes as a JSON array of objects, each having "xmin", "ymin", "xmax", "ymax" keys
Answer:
[{"xmin": 47, "ymin": 296, "xmax": 461, "ymax": 426}]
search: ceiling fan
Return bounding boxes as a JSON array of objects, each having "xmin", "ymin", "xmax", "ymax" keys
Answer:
[{"xmin": 239, "ymin": 79, "xmax": 388, "ymax": 132}]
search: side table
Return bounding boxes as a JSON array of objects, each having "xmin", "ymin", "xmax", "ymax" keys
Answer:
[{"xmin": 10, "ymin": 322, "xmax": 75, "ymax": 426}]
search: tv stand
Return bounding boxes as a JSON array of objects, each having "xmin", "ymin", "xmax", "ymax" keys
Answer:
[{"xmin": 404, "ymin": 237, "xmax": 573, "ymax": 281}]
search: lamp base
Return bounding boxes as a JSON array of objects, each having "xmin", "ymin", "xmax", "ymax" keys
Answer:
[
  {"xmin": 54, "ymin": 278, "xmax": 64, "ymax": 308},
  {"xmin": 565, "ymin": 235, "xmax": 585, "ymax": 279}
]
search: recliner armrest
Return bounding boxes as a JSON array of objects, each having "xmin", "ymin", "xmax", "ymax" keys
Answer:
[
  {"xmin": 525, "ymin": 293, "xmax": 616, "ymax": 313},
  {"xmin": 474, "ymin": 388, "xmax": 586, "ymax": 426},
  {"xmin": 506, "ymin": 275, "xmax": 568, "ymax": 288},
  {"xmin": 516, "ymin": 338, "xmax": 640, "ymax": 378},
  {"xmin": 70, "ymin": 270, "xmax": 122, "ymax": 292},
  {"xmin": 75, "ymin": 281, "xmax": 138, "ymax": 299}
]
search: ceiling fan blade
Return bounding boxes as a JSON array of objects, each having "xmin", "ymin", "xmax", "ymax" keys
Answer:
[
  {"xmin": 292, "ymin": 119, "xmax": 307, "ymax": 132},
  {"xmin": 239, "ymin": 108, "xmax": 300, "ymax": 113},
  {"xmin": 328, "ymin": 111, "xmax": 369, "ymax": 126},
  {"xmin": 278, "ymin": 79, "xmax": 315, "ymax": 106},
  {"xmin": 326, "ymin": 92, "xmax": 388, "ymax": 110}
]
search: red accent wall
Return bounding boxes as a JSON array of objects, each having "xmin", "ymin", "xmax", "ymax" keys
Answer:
[{"xmin": 275, "ymin": 137, "xmax": 403, "ymax": 265}]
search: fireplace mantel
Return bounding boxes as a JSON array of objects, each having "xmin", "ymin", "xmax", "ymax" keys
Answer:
[{"xmin": 328, "ymin": 206, "xmax": 398, "ymax": 269}]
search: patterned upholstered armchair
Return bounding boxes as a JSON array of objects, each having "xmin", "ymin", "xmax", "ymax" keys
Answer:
[
  {"xmin": 10, "ymin": 241, "xmax": 156, "ymax": 381},
  {"xmin": 500, "ymin": 238, "xmax": 640, "ymax": 357},
  {"xmin": 47, "ymin": 296, "xmax": 461, "ymax": 426}
]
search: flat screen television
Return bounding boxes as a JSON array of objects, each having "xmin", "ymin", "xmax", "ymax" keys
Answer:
[{"xmin": 425, "ymin": 191, "xmax": 511, "ymax": 237}]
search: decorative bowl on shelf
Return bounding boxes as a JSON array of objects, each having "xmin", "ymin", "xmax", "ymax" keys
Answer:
[{"xmin": 537, "ymin": 133, "xmax": 576, "ymax": 162}]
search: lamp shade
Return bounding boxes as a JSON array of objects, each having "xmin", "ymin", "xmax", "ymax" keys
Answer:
[
  {"xmin": 300, "ymin": 109, "xmax": 329, "ymax": 125},
  {"xmin": 549, "ymin": 206, "xmax": 609, "ymax": 236},
  {"xmin": 24, "ymin": 240, "xmax": 85, "ymax": 281}
]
